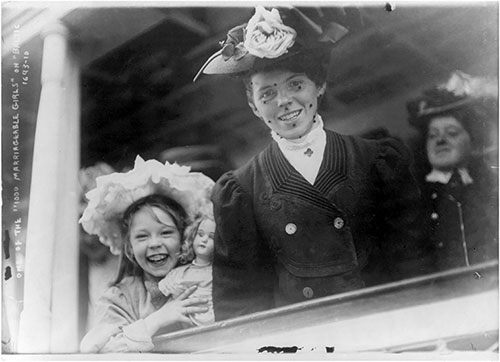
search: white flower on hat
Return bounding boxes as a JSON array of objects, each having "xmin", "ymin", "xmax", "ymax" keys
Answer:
[
  {"xmin": 441, "ymin": 70, "xmax": 497, "ymax": 99},
  {"xmin": 244, "ymin": 6, "xmax": 297, "ymax": 59},
  {"xmin": 79, "ymin": 156, "xmax": 214, "ymax": 255}
]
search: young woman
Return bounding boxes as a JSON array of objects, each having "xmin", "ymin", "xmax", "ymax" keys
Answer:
[
  {"xmin": 407, "ymin": 71, "xmax": 498, "ymax": 271},
  {"xmin": 79, "ymin": 156, "xmax": 214, "ymax": 352},
  {"xmin": 196, "ymin": 6, "xmax": 422, "ymax": 321}
]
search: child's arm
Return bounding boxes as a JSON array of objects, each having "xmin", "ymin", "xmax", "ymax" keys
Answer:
[
  {"xmin": 81, "ymin": 283, "xmax": 208, "ymax": 353},
  {"xmin": 80, "ymin": 286, "xmax": 155, "ymax": 353},
  {"xmin": 143, "ymin": 285, "xmax": 209, "ymax": 336}
]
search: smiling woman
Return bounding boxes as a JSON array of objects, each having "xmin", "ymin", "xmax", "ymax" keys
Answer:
[
  {"xmin": 195, "ymin": 6, "xmax": 425, "ymax": 321},
  {"xmin": 407, "ymin": 71, "xmax": 498, "ymax": 272}
]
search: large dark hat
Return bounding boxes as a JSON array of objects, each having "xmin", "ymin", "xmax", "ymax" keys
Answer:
[
  {"xmin": 407, "ymin": 70, "xmax": 498, "ymax": 130},
  {"xmin": 193, "ymin": 6, "xmax": 355, "ymax": 82}
]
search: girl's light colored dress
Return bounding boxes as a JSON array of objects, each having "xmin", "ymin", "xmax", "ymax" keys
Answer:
[
  {"xmin": 80, "ymin": 274, "xmax": 179, "ymax": 353},
  {"xmin": 159, "ymin": 261, "xmax": 215, "ymax": 326}
]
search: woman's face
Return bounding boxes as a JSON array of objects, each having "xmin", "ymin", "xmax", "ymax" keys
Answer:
[
  {"xmin": 426, "ymin": 116, "xmax": 472, "ymax": 171},
  {"xmin": 129, "ymin": 206, "xmax": 181, "ymax": 278},
  {"xmin": 249, "ymin": 70, "xmax": 325, "ymax": 140},
  {"xmin": 193, "ymin": 218, "xmax": 215, "ymax": 263}
]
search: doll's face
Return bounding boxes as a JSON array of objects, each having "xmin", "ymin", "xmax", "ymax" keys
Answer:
[
  {"xmin": 129, "ymin": 206, "xmax": 181, "ymax": 278},
  {"xmin": 192, "ymin": 219, "xmax": 215, "ymax": 263},
  {"xmin": 248, "ymin": 70, "xmax": 325, "ymax": 140},
  {"xmin": 426, "ymin": 116, "xmax": 472, "ymax": 171}
]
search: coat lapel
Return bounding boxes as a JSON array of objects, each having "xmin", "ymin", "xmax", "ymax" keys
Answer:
[
  {"xmin": 262, "ymin": 130, "xmax": 348, "ymax": 213},
  {"xmin": 314, "ymin": 131, "xmax": 348, "ymax": 195}
]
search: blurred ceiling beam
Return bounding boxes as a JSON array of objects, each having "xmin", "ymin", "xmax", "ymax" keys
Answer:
[{"xmin": 161, "ymin": 9, "xmax": 210, "ymax": 36}]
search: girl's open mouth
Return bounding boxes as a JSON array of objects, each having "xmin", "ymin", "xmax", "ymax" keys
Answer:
[{"xmin": 147, "ymin": 253, "xmax": 168, "ymax": 266}]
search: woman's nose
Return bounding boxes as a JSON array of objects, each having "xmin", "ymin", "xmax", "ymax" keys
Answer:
[
  {"xmin": 276, "ymin": 90, "xmax": 292, "ymax": 107},
  {"xmin": 436, "ymin": 135, "xmax": 447, "ymax": 145}
]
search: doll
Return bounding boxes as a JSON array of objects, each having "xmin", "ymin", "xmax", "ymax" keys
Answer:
[{"xmin": 159, "ymin": 216, "xmax": 216, "ymax": 326}]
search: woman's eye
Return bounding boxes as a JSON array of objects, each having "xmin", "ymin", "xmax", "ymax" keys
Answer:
[
  {"xmin": 289, "ymin": 80, "xmax": 303, "ymax": 89},
  {"xmin": 161, "ymin": 230, "xmax": 172, "ymax": 237},
  {"xmin": 260, "ymin": 89, "xmax": 276, "ymax": 101},
  {"xmin": 134, "ymin": 234, "xmax": 148, "ymax": 241},
  {"xmin": 197, "ymin": 231, "xmax": 205, "ymax": 237}
]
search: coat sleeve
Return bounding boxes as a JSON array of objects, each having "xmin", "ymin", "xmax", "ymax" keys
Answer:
[
  {"xmin": 211, "ymin": 171, "xmax": 275, "ymax": 321},
  {"xmin": 371, "ymin": 137, "xmax": 427, "ymax": 279},
  {"xmin": 80, "ymin": 286, "xmax": 154, "ymax": 353}
]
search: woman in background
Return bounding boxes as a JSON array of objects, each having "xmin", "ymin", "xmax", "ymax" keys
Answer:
[{"xmin": 407, "ymin": 71, "xmax": 498, "ymax": 271}]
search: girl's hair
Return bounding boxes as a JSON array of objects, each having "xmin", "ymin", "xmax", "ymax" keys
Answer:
[
  {"xmin": 241, "ymin": 50, "xmax": 329, "ymax": 107},
  {"xmin": 112, "ymin": 194, "xmax": 189, "ymax": 285},
  {"xmin": 178, "ymin": 215, "xmax": 215, "ymax": 264}
]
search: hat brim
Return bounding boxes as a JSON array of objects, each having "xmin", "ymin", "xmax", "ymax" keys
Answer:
[
  {"xmin": 408, "ymin": 97, "xmax": 497, "ymax": 130},
  {"xmin": 194, "ymin": 46, "xmax": 323, "ymax": 82},
  {"xmin": 203, "ymin": 51, "xmax": 257, "ymax": 76}
]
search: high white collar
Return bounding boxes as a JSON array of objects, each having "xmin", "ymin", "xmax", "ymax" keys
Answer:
[
  {"xmin": 425, "ymin": 168, "xmax": 474, "ymax": 185},
  {"xmin": 271, "ymin": 114, "xmax": 325, "ymax": 152}
]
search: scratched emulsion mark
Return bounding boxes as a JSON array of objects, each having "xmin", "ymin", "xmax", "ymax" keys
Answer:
[
  {"xmin": 258, "ymin": 346, "xmax": 301, "ymax": 353},
  {"xmin": 3, "ymin": 230, "xmax": 12, "ymax": 280},
  {"xmin": 385, "ymin": 3, "xmax": 396, "ymax": 12},
  {"xmin": 257, "ymin": 346, "xmax": 335, "ymax": 353},
  {"xmin": 4, "ymin": 266, "xmax": 12, "ymax": 281},
  {"xmin": 3, "ymin": 230, "xmax": 11, "ymax": 259}
]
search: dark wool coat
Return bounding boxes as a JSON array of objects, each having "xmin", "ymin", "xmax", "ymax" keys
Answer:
[
  {"xmin": 211, "ymin": 130, "xmax": 422, "ymax": 321},
  {"xmin": 418, "ymin": 161, "xmax": 498, "ymax": 271}
]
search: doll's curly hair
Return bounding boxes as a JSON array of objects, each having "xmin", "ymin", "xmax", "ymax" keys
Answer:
[{"xmin": 178, "ymin": 215, "xmax": 215, "ymax": 264}]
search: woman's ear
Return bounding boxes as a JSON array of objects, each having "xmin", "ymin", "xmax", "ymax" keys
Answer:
[
  {"xmin": 318, "ymin": 82, "xmax": 327, "ymax": 97},
  {"xmin": 248, "ymin": 100, "xmax": 262, "ymax": 119}
]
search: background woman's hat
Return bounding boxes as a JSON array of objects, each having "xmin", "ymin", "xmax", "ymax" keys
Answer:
[
  {"xmin": 407, "ymin": 70, "xmax": 498, "ymax": 128},
  {"xmin": 193, "ymin": 6, "xmax": 357, "ymax": 82}
]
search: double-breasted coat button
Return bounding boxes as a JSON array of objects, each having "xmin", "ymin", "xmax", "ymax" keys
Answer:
[
  {"xmin": 333, "ymin": 217, "xmax": 344, "ymax": 229},
  {"xmin": 285, "ymin": 223, "xmax": 297, "ymax": 235},
  {"xmin": 431, "ymin": 212, "xmax": 439, "ymax": 220},
  {"xmin": 431, "ymin": 192, "xmax": 438, "ymax": 200},
  {"xmin": 303, "ymin": 287, "xmax": 314, "ymax": 299}
]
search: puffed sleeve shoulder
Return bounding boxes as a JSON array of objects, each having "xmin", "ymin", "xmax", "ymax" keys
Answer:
[
  {"xmin": 370, "ymin": 137, "xmax": 426, "ymax": 279},
  {"xmin": 373, "ymin": 137, "xmax": 413, "ymax": 184},
  {"xmin": 211, "ymin": 171, "xmax": 275, "ymax": 321}
]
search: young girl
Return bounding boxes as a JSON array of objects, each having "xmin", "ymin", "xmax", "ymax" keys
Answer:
[
  {"xmin": 79, "ymin": 156, "xmax": 214, "ymax": 353},
  {"xmin": 159, "ymin": 216, "xmax": 216, "ymax": 326}
]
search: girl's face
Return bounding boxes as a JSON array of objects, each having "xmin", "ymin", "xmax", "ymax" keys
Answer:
[
  {"xmin": 129, "ymin": 206, "xmax": 181, "ymax": 278},
  {"xmin": 426, "ymin": 116, "xmax": 472, "ymax": 171},
  {"xmin": 193, "ymin": 219, "xmax": 215, "ymax": 262},
  {"xmin": 249, "ymin": 70, "xmax": 326, "ymax": 140}
]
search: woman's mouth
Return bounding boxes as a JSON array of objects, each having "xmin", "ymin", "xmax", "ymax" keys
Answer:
[
  {"xmin": 146, "ymin": 253, "xmax": 168, "ymax": 266},
  {"xmin": 278, "ymin": 110, "xmax": 302, "ymax": 122},
  {"xmin": 434, "ymin": 147, "xmax": 451, "ymax": 155}
]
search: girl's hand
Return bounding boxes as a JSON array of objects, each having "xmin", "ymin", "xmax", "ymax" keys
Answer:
[{"xmin": 144, "ymin": 285, "xmax": 208, "ymax": 336}]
